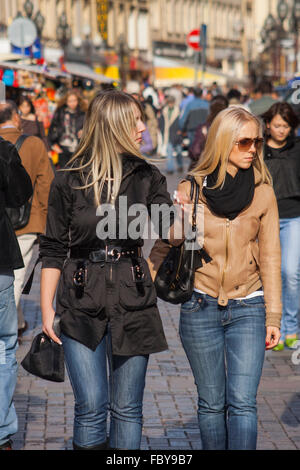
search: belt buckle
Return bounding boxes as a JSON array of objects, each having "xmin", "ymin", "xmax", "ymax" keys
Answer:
[{"xmin": 106, "ymin": 246, "xmax": 121, "ymax": 262}]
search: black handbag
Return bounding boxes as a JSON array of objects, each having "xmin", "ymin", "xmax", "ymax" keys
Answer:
[
  {"xmin": 21, "ymin": 318, "xmax": 65, "ymax": 382},
  {"xmin": 154, "ymin": 177, "xmax": 211, "ymax": 305}
]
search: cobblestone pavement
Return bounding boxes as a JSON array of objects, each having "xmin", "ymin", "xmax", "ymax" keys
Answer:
[{"xmin": 13, "ymin": 158, "xmax": 300, "ymax": 450}]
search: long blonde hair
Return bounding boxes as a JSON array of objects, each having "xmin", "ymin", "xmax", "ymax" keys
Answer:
[
  {"xmin": 65, "ymin": 90, "xmax": 146, "ymax": 206},
  {"xmin": 190, "ymin": 106, "xmax": 272, "ymax": 187}
]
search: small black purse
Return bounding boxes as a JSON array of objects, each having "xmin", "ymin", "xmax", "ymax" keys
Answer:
[
  {"xmin": 154, "ymin": 177, "xmax": 211, "ymax": 305},
  {"xmin": 21, "ymin": 317, "xmax": 65, "ymax": 382}
]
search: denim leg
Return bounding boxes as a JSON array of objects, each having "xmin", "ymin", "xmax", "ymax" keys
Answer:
[
  {"xmin": 225, "ymin": 297, "xmax": 266, "ymax": 450},
  {"xmin": 108, "ymin": 350, "xmax": 149, "ymax": 450},
  {"xmin": 179, "ymin": 293, "xmax": 227, "ymax": 449},
  {"xmin": 175, "ymin": 144, "xmax": 183, "ymax": 170},
  {"xmin": 0, "ymin": 283, "xmax": 18, "ymax": 445},
  {"xmin": 166, "ymin": 142, "xmax": 175, "ymax": 172},
  {"xmin": 61, "ymin": 332, "xmax": 108, "ymax": 448},
  {"xmin": 279, "ymin": 217, "xmax": 300, "ymax": 340}
]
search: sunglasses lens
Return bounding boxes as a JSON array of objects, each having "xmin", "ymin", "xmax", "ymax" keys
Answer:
[
  {"xmin": 238, "ymin": 138, "xmax": 252, "ymax": 151},
  {"xmin": 238, "ymin": 138, "xmax": 263, "ymax": 151}
]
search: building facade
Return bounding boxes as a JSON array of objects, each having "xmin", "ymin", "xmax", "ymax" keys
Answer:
[
  {"xmin": 0, "ymin": 0, "xmax": 152, "ymax": 81},
  {"xmin": 151, "ymin": 0, "xmax": 256, "ymax": 82},
  {"xmin": 1, "ymin": 1, "xmax": 296, "ymax": 85}
]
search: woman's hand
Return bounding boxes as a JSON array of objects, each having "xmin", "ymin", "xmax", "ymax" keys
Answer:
[
  {"xmin": 173, "ymin": 189, "xmax": 192, "ymax": 209},
  {"xmin": 52, "ymin": 144, "xmax": 63, "ymax": 154},
  {"xmin": 42, "ymin": 306, "xmax": 62, "ymax": 345},
  {"xmin": 265, "ymin": 326, "xmax": 281, "ymax": 350}
]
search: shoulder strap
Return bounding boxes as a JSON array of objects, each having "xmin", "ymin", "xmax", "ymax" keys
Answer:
[
  {"xmin": 22, "ymin": 256, "xmax": 41, "ymax": 295},
  {"xmin": 186, "ymin": 176, "xmax": 199, "ymax": 231},
  {"xmin": 15, "ymin": 134, "xmax": 30, "ymax": 152}
]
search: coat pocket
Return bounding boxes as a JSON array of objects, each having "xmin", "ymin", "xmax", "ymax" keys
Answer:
[
  {"xmin": 119, "ymin": 258, "xmax": 157, "ymax": 311},
  {"xmin": 58, "ymin": 259, "xmax": 106, "ymax": 317}
]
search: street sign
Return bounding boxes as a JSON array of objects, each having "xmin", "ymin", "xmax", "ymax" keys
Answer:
[
  {"xmin": 12, "ymin": 37, "xmax": 42, "ymax": 59},
  {"xmin": 187, "ymin": 29, "xmax": 201, "ymax": 51},
  {"xmin": 8, "ymin": 17, "xmax": 37, "ymax": 49}
]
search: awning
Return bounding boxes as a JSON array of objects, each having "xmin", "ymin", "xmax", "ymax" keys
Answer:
[
  {"xmin": 0, "ymin": 60, "xmax": 116, "ymax": 83},
  {"xmin": 65, "ymin": 62, "xmax": 116, "ymax": 83},
  {"xmin": 153, "ymin": 56, "xmax": 228, "ymax": 87},
  {"xmin": 0, "ymin": 60, "xmax": 71, "ymax": 79}
]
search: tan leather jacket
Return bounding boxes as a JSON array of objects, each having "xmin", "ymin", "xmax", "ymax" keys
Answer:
[{"xmin": 148, "ymin": 170, "xmax": 282, "ymax": 329}]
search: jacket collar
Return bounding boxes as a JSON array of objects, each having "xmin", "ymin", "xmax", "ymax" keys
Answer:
[
  {"xmin": 0, "ymin": 127, "xmax": 22, "ymax": 139},
  {"xmin": 121, "ymin": 153, "xmax": 149, "ymax": 179},
  {"xmin": 264, "ymin": 135, "xmax": 297, "ymax": 156}
]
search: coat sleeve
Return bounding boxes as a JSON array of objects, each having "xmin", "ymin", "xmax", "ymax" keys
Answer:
[
  {"xmin": 47, "ymin": 109, "xmax": 62, "ymax": 146},
  {"xmin": 39, "ymin": 172, "xmax": 73, "ymax": 271},
  {"xmin": 257, "ymin": 185, "xmax": 282, "ymax": 328},
  {"xmin": 30, "ymin": 139, "xmax": 54, "ymax": 234},
  {"xmin": 147, "ymin": 179, "xmax": 191, "ymax": 279},
  {"xmin": 147, "ymin": 165, "xmax": 175, "ymax": 240},
  {"xmin": 0, "ymin": 138, "xmax": 32, "ymax": 208}
]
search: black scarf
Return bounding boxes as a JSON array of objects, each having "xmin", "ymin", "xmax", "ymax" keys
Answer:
[{"xmin": 202, "ymin": 166, "xmax": 255, "ymax": 220}]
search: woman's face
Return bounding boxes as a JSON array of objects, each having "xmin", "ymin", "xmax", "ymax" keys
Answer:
[
  {"xmin": 19, "ymin": 101, "xmax": 31, "ymax": 116},
  {"xmin": 227, "ymin": 120, "xmax": 260, "ymax": 177},
  {"xmin": 67, "ymin": 94, "xmax": 79, "ymax": 110},
  {"xmin": 267, "ymin": 113, "xmax": 291, "ymax": 144},
  {"xmin": 131, "ymin": 105, "xmax": 146, "ymax": 147}
]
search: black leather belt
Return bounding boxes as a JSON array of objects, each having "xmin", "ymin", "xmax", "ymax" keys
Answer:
[{"xmin": 70, "ymin": 245, "xmax": 142, "ymax": 263}]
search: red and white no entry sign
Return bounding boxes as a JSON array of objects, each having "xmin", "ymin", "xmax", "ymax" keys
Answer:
[{"xmin": 187, "ymin": 29, "xmax": 202, "ymax": 51}]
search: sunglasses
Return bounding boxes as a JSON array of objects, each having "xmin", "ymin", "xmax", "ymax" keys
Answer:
[{"xmin": 235, "ymin": 137, "xmax": 264, "ymax": 152}]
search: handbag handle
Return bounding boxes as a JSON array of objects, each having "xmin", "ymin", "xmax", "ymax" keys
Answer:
[{"xmin": 188, "ymin": 176, "xmax": 199, "ymax": 233}]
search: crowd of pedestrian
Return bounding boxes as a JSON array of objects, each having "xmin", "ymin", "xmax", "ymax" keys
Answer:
[{"xmin": 0, "ymin": 76, "xmax": 299, "ymax": 451}]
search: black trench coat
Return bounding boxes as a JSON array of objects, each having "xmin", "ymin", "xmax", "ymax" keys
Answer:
[{"xmin": 39, "ymin": 154, "xmax": 173, "ymax": 354}]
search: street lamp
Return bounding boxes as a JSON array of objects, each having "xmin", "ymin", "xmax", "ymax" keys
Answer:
[
  {"xmin": 260, "ymin": 2, "xmax": 290, "ymax": 81},
  {"xmin": 117, "ymin": 34, "xmax": 129, "ymax": 90},
  {"xmin": 24, "ymin": 0, "xmax": 34, "ymax": 18},
  {"xmin": 277, "ymin": 0, "xmax": 289, "ymax": 24},
  {"xmin": 57, "ymin": 12, "xmax": 72, "ymax": 63},
  {"xmin": 34, "ymin": 11, "xmax": 45, "ymax": 38},
  {"xmin": 292, "ymin": 0, "xmax": 300, "ymax": 73},
  {"xmin": 264, "ymin": 14, "xmax": 277, "ymax": 32}
]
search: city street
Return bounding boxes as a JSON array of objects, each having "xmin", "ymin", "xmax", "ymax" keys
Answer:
[{"xmin": 12, "ymin": 156, "xmax": 300, "ymax": 451}]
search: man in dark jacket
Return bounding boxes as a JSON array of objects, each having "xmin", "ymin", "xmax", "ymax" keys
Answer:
[
  {"xmin": 0, "ymin": 136, "xmax": 32, "ymax": 450},
  {"xmin": 0, "ymin": 101, "xmax": 54, "ymax": 338}
]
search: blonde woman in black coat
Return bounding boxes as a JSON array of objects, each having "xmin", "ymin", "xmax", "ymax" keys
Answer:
[{"xmin": 39, "ymin": 90, "xmax": 175, "ymax": 450}]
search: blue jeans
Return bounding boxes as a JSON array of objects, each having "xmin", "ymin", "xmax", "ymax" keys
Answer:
[
  {"xmin": 61, "ymin": 330, "xmax": 149, "ymax": 449},
  {"xmin": 179, "ymin": 292, "xmax": 266, "ymax": 450},
  {"xmin": 0, "ymin": 274, "xmax": 18, "ymax": 446},
  {"xmin": 279, "ymin": 217, "xmax": 300, "ymax": 340},
  {"xmin": 166, "ymin": 142, "xmax": 183, "ymax": 172}
]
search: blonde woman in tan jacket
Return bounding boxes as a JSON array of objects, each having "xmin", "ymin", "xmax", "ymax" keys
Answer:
[{"xmin": 148, "ymin": 106, "xmax": 282, "ymax": 450}]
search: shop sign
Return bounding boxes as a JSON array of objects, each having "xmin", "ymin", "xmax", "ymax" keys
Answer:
[{"xmin": 96, "ymin": 0, "xmax": 108, "ymax": 41}]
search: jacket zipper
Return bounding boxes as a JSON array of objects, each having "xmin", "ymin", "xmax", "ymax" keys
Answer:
[{"xmin": 220, "ymin": 218, "xmax": 230, "ymax": 288}]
